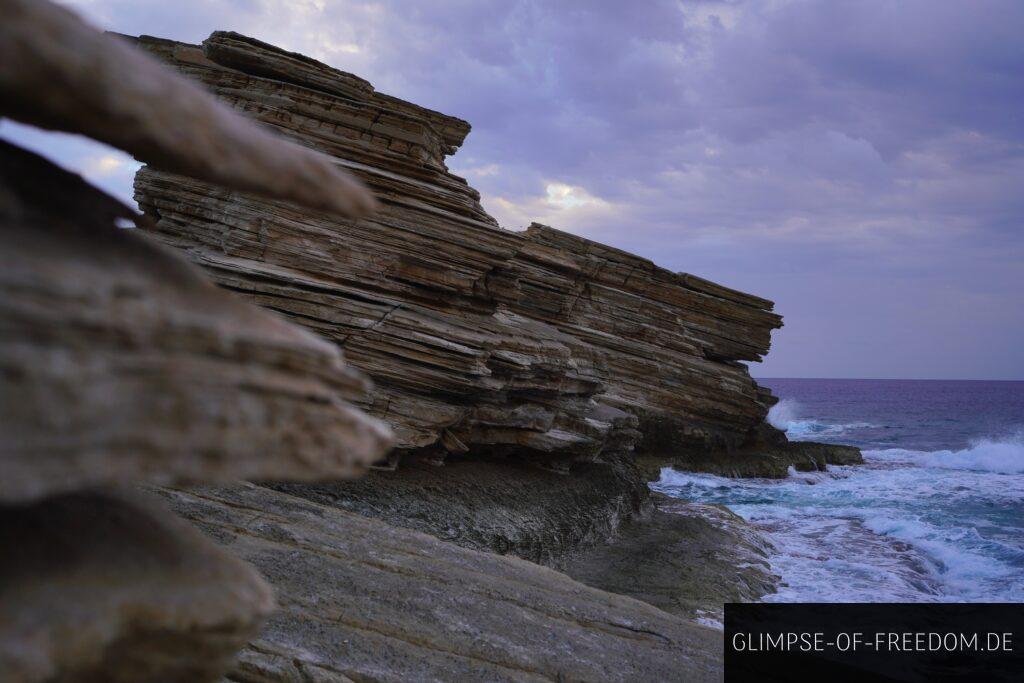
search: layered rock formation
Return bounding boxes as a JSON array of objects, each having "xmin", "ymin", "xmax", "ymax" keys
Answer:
[
  {"xmin": 121, "ymin": 38, "xmax": 855, "ymax": 674},
  {"xmin": 132, "ymin": 31, "xmax": 786, "ymax": 470},
  {"xmin": 2, "ymin": 8, "xmax": 855, "ymax": 681}
]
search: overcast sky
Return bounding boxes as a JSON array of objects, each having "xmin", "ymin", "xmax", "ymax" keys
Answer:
[{"xmin": 6, "ymin": 0, "xmax": 1022, "ymax": 379}]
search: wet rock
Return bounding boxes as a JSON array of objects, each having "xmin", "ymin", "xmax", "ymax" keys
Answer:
[
  {"xmin": 656, "ymin": 444, "xmax": 864, "ymax": 479},
  {"xmin": 661, "ymin": 424, "xmax": 864, "ymax": 479},
  {"xmin": 563, "ymin": 494, "xmax": 778, "ymax": 624}
]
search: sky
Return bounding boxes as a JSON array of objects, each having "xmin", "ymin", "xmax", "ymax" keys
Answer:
[{"xmin": 5, "ymin": 0, "xmax": 1022, "ymax": 380}]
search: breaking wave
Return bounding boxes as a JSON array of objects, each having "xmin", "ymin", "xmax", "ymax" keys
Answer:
[
  {"xmin": 767, "ymin": 398, "xmax": 801, "ymax": 430},
  {"xmin": 655, "ymin": 433, "xmax": 1024, "ymax": 603},
  {"xmin": 866, "ymin": 434, "xmax": 1024, "ymax": 474},
  {"xmin": 767, "ymin": 398, "xmax": 872, "ymax": 440}
]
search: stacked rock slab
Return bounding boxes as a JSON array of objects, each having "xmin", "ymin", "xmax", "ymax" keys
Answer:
[
  {"xmin": 132, "ymin": 31, "xmax": 785, "ymax": 469},
  {"xmin": 0, "ymin": 2, "xmax": 390, "ymax": 681}
]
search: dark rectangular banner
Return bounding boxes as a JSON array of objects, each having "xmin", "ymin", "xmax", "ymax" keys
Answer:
[{"xmin": 725, "ymin": 603, "xmax": 1024, "ymax": 682}]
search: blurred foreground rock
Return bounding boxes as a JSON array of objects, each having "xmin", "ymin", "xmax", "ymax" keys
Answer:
[
  {"xmin": 0, "ymin": 490, "xmax": 273, "ymax": 682},
  {"xmin": 1, "ymin": 3, "xmax": 389, "ymax": 680},
  {"xmin": 0, "ymin": 0, "xmax": 376, "ymax": 216}
]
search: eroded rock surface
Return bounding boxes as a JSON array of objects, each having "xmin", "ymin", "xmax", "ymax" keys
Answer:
[
  {"xmin": 159, "ymin": 483, "xmax": 724, "ymax": 683},
  {"xmin": 269, "ymin": 454, "xmax": 649, "ymax": 567},
  {"xmin": 654, "ymin": 424, "xmax": 864, "ymax": 478},
  {"xmin": 132, "ymin": 31, "xmax": 785, "ymax": 470},
  {"xmin": 0, "ymin": 490, "xmax": 274, "ymax": 683},
  {"xmin": 0, "ymin": 140, "xmax": 392, "ymax": 503},
  {"xmin": 563, "ymin": 494, "xmax": 778, "ymax": 624}
]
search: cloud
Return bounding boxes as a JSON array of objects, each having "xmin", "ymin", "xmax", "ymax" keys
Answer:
[
  {"xmin": 84, "ymin": 153, "xmax": 129, "ymax": 175},
  {"xmin": 0, "ymin": 120, "xmax": 142, "ymax": 205},
  {"xmin": 4, "ymin": 0, "xmax": 1020, "ymax": 379},
  {"xmin": 486, "ymin": 180, "xmax": 620, "ymax": 233}
]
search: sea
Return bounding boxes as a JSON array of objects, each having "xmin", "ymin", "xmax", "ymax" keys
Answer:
[{"xmin": 653, "ymin": 379, "xmax": 1024, "ymax": 603}]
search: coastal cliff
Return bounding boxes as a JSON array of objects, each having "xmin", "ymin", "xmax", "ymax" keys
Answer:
[
  {"xmin": 125, "ymin": 21, "xmax": 857, "ymax": 627},
  {"xmin": 130, "ymin": 31, "xmax": 786, "ymax": 469},
  {"xmin": 2, "ymin": 7, "xmax": 857, "ymax": 680}
]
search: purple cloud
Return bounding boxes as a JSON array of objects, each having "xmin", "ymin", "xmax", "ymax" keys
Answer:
[{"xmin": 5, "ymin": 0, "xmax": 1021, "ymax": 379}]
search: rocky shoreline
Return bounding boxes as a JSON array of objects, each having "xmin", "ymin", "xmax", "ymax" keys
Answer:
[
  {"xmin": 2, "ymin": 6, "xmax": 860, "ymax": 681},
  {"xmin": 161, "ymin": 483, "xmax": 726, "ymax": 682}
]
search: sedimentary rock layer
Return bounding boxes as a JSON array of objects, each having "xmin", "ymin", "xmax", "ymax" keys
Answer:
[
  {"xmin": 0, "ymin": 139, "xmax": 391, "ymax": 503},
  {"xmin": 159, "ymin": 483, "xmax": 723, "ymax": 683},
  {"xmin": 0, "ymin": 490, "xmax": 274, "ymax": 683},
  {"xmin": 271, "ymin": 454, "xmax": 649, "ymax": 567},
  {"xmin": 658, "ymin": 423, "xmax": 865, "ymax": 478},
  {"xmin": 133, "ymin": 31, "xmax": 784, "ymax": 467}
]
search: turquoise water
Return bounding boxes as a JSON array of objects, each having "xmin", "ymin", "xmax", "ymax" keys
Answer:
[{"xmin": 654, "ymin": 379, "xmax": 1024, "ymax": 602}]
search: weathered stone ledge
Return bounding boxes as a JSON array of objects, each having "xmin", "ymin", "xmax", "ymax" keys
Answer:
[
  {"xmin": 158, "ymin": 483, "xmax": 725, "ymax": 683},
  {"xmin": 653, "ymin": 427, "xmax": 865, "ymax": 479},
  {"xmin": 267, "ymin": 453, "xmax": 648, "ymax": 568},
  {"xmin": 563, "ymin": 493, "xmax": 778, "ymax": 625}
]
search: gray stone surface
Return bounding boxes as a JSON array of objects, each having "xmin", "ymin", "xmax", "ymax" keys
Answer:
[
  {"xmin": 159, "ymin": 483, "xmax": 724, "ymax": 683},
  {"xmin": 269, "ymin": 454, "xmax": 649, "ymax": 567}
]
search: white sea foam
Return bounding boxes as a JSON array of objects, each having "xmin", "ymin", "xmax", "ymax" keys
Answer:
[
  {"xmin": 865, "ymin": 433, "xmax": 1024, "ymax": 474},
  {"xmin": 766, "ymin": 398, "xmax": 872, "ymax": 440},
  {"xmin": 693, "ymin": 611, "xmax": 724, "ymax": 630},
  {"xmin": 654, "ymin": 443, "xmax": 1024, "ymax": 603},
  {"xmin": 767, "ymin": 398, "xmax": 801, "ymax": 430}
]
